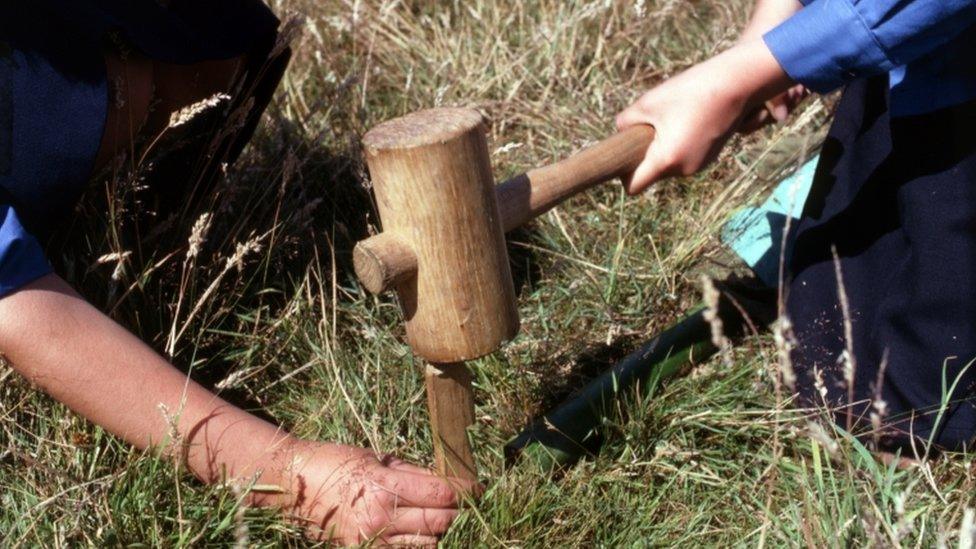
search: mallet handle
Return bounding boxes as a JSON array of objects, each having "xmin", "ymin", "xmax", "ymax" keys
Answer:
[
  {"xmin": 496, "ymin": 124, "xmax": 654, "ymax": 232},
  {"xmin": 354, "ymin": 124, "xmax": 655, "ymax": 295}
]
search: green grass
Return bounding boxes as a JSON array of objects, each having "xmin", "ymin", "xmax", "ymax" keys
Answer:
[{"xmin": 2, "ymin": 0, "xmax": 975, "ymax": 546}]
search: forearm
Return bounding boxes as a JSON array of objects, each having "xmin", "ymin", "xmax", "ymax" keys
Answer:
[
  {"xmin": 704, "ymin": 38, "xmax": 796, "ymax": 116},
  {"xmin": 0, "ymin": 274, "xmax": 295, "ymax": 491},
  {"xmin": 0, "ymin": 273, "xmax": 476, "ymax": 543},
  {"xmin": 615, "ymin": 30, "xmax": 795, "ymax": 191}
]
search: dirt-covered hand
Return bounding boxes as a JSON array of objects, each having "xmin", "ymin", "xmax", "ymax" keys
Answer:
[{"xmin": 281, "ymin": 442, "xmax": 480, "ymax": 546}]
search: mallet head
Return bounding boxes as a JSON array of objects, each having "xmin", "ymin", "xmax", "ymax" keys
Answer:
[{"xmin": 358, "ymin": 107, "xmax": 519, "ymax": 362}]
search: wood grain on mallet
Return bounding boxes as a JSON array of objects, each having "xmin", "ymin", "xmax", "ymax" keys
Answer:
[
  {"xmin": 362, "ymin": 108, "xmax": 521, "ymax": 481},
  {"xmin": 425, "ymin": 363, "xmax": 478, "ymax": 482},
  {"xmin": 353, "ymin": 232, "xmax": 417, "ymax": 295},
  {"xmin": 362, "ymin": 108, "xmax": 519, "ymax": 363},
  {"xmin": 495, "ymin": 124, "xmax": 654, "ymax": 232}
]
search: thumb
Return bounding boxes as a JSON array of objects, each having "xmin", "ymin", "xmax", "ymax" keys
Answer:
[
  {"xmin": 615, "ymin": 105, "xmax": 651, "ymax": 132},
  {"xmin": 624, "ymin": 141, "xmax": 675, "ymax": 195}
]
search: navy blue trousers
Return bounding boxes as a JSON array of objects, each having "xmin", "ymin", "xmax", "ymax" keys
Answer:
[{"xmin": 788, "ymin": 77, "xmax": 976, "ymax": 452}]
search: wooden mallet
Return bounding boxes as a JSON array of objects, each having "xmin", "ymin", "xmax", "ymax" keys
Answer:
[{"xmin": 356, "ymin": 107, "xmax": 653, "ymax": 481}]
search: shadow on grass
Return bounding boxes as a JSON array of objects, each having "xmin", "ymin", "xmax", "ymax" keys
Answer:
[
  {"xmin": 508, "ymin": 275, "xmax": 777, "ymax": 468},
  {"xmin": 42, "ymin": 104, "xmax": 376, "ymax": 413},
  {"xmin": 506, "ymin": 225, "xmax": 545, "ymax": 298}
]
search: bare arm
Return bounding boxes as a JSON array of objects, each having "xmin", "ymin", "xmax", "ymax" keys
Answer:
[
  {"xmin": 0, "ymin": 274, "xmax": 475, "ymax": 545},
  {"xmin": 739, "ymin": 0, "xmax": 808, "ymax": 131},
  {"xmin": 0, "ymin": 274, "xmax": 291, "ymax": 481}
]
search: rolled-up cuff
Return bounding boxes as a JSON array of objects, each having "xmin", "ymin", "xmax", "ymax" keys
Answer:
[
  {"xmin": 763, "ymin": 0, "xmax": 894, "ymax": 94},
  {"xmin": 0, "ymin": 206, "xmax": 52, "ymax": 298}
]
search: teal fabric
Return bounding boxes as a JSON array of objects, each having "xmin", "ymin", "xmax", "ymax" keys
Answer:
[{"xmin": 721, "ymin": 157, "xmax": 818, "ymax": 287}]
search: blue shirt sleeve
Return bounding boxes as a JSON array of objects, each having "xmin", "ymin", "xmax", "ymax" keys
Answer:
[
  {"xmin": 763, "ymin": 0, "xmax": 976, "ymax": 93},
  {"xmin": 0, "ymin": 203, "xmax": 52, "ymax": 298}
]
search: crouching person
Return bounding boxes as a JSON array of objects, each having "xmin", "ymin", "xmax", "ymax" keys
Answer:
[{"xmin": 0, "ymin": 1, "xmax": 474, "ymax": 544}]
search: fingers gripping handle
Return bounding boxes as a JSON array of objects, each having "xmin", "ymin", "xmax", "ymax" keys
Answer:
[{"xmin": 354, "ymin": 124, "xmax": 655, "ymax": 294}]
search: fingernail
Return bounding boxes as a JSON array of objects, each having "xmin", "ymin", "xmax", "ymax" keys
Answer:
[{"xmin": 773, "ymin": 104, "xmax": 788, "ymax": 122}]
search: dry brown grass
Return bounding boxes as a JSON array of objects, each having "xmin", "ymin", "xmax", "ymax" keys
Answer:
[{"xmin": 3, "ymin": 1, "xmax": 975, "ymax": 547}]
